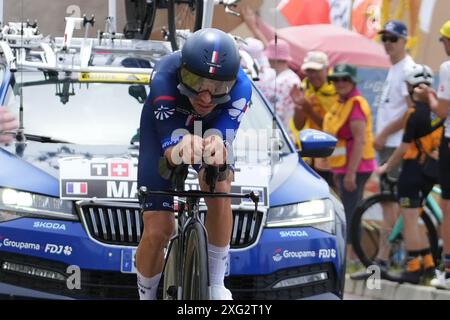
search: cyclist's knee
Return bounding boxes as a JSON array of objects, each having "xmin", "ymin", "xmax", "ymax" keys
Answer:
[{"xmin": 141, "ymin": 211, "xmax": 175, "ymax": 249}]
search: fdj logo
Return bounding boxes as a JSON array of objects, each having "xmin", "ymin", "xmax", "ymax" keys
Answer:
[
  {"xmin": 318, "ymin": 249, "xmax": 336, "ymax": 259},
  {"xmin": 44, "ymin": 244, "xmax": 73, "ymax": 256}
]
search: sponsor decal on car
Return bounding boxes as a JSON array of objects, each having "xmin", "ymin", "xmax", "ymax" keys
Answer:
[
  {"xmin": 0, "ymin": 237, "xmax": 40, "ymax": 251},
  {"xmin": 59, "ymin": 158, "xmax": 270, "ymax": 206},
  {"xmin": 272, "ymin": 248, "xmax": 316, "ymax": 262},
  {"xmin": 44, "ymin": 244, "xmax": 73, "ymax": 256},
  {"xmin": 272, "ymin": 248, "xmax": 336, "ymax": 262},
  {"xmin": 33, "ymin": 222, "xmax": 67, "ymax": 231},
  {"xmin": 318, "ymin": 249, "xmax": 336, "ymax": 259},
  {"xmin": 79, "ymin": 72, "xmax": 150, "ymax": 84},
  {"xmin": 279, "ymin": 230, "xmax": 309, "ymax": 238}
]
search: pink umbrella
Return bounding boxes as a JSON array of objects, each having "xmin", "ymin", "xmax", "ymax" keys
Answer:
[{"xmin": 276, "ymin": 24, "xmax": 391, "ymax": 69}]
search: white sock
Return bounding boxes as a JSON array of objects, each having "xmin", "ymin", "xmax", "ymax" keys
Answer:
[
  {"xmin": 208, "ymin": 243, "xmax": 230, "ymax": 286},
  {"xmin": 137, "ymin": 271, "xmax": 161, "ymax": 300}
]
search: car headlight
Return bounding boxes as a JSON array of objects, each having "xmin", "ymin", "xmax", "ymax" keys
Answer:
[
  {"xmin": 266, "ymin": 199, "xmax": 335, "ymax": 234},
  {"xmin": 0, "ymin": 188, "xmax": 77, "ymax": 221}
]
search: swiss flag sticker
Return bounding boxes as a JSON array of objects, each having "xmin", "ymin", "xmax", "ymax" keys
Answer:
[{"xmin": 111, "ymin": 163, "xmax": 129, "ymax": 177}]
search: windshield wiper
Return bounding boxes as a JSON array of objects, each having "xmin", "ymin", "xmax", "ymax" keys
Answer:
[{"xmin": 22, "ymin": 133, "xmax": 73, "ymax": 144}]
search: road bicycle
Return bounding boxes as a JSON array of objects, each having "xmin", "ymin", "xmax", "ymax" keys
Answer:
[
  {"xmin": 137, "ymin": 164, "xmax": 259, "ymax": 299},
  {"xmin": 124, "ymin": 0, "xmax": 240, "ymax": 51},
  {"xmin": 350, "ymin": 174, "xmax": 442, "ymax": 278}
]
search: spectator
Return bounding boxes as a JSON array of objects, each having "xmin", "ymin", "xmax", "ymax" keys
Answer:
[
  {"xmin": 289, "ymin": 51, "xmax": 338, "ymax": 185},
  {"xmin": 240, "ymin": 5, "xmax": 300, "ymax": 138},
  {"xmin": 239, "ymin": 37, "xmax": 276, "ymax": 93},
  {"xmin": 373, "ymin": 20, "xmax": 416, "ymax": 267},
  {"xmin": 0, "ymin": 108, "xmax": 18, "ymax": 145},
  {"xmin": 322, "ymin": 64, "xmax": 376, "ymax": 261},
  {"xmin": 257, "ymin": 38, "xmax": 301, "ymax": 134}
]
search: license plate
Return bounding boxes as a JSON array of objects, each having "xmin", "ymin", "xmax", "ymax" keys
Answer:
[{"xmin": 121, "ymin": 249, "xmax": 137, "ymax": 273}]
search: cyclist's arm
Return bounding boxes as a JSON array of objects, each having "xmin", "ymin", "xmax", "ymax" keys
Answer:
[
  {"xmin": 383, "ymin": 142, "xmax": 409, "ymax": 172},
  {"xmin": 430, "ymin": 62, "xmax": 450, "ymax": 119},
  {"xmin": 429, "ymin": 91, "xmax": 450, "ymax": 119},
  {"xmin": 384, "ymin": 109, "xmax": 416, "ymax": 171}
]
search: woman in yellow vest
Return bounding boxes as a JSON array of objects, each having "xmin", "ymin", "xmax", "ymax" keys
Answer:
[
  {"xmin": 377, "ymin": 64, "xmax": 443, "ymax": 284},
  {"xmin": 289, "ymin": 51, "xmax": 338, "ymax": 187},
  {"xmin": 323, "ymin": 64, "xmax": 376, "ymax": 253}
]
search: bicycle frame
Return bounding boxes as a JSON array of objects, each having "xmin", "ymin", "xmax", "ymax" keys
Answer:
[
  {"xmin": 388, "ymin": 186, "xmax": 443, "ymax": 242},
  {"xmin": 138, "ymin": 187, "xmax": 259, "ymax": 299}
]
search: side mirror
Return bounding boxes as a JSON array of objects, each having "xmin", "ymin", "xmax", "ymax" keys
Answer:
[{"xmin": 298, "ymin": 129, "xmax": 337, "ymax": 158}]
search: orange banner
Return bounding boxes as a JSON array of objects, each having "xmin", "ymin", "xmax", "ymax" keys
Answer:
[
  {"xmin": 352, "ymin": 0, "xmax": 382, "ymax": 39},
  {"xmin": 278, "ymin": 0, "xmax": 331, "ymax": 26}
]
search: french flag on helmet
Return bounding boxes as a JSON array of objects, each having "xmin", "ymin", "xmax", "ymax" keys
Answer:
[{"xmin": 209, "ymin": 50, "xmax": 219, "ymax": 74}]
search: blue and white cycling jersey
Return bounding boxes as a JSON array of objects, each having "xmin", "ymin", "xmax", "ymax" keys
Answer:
[{"xmin": 137, "ymin": 51, "xmax": 252, "ymax": 211}]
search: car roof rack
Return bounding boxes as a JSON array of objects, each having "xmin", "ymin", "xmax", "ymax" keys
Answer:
[
  {"xmin": 0, "ymin": 16, "xmax": 169, "ymax": 75},
  {"xmin": 0, "ymin": 15, "xmax": 259, "ymax": 81}
]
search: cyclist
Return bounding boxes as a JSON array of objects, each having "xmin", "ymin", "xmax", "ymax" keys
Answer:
[
  {"xmin": 376, "ymin": 64, "xmax": 443, "ymax": 284},
  {"xmin": 136, "ymin": 28, "xmax": 252, "ymax": 300},
  {"xmin": 418, "ymin": 20, "xmax": 450, "ymax": 289},
  {"xmin": 0, "ymin": 108, "xmax": 18, "ymax": 145}
]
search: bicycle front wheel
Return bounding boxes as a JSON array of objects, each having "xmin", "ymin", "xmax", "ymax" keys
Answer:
[
  {"xmin": 182, "ymin": 221, "xmax": 209, "ymax": 300},
  {"xmin": 351, "ymin": 193, "xmax": 439, "ymax": 269},
  {"xmin": 167, "ymin": 0, "xmax": 203, "ymax": 51}
]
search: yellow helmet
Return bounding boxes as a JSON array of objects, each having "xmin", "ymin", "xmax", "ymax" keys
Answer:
[{"xmin": 440, "ymin": 20, "xmax": 450, "ymax": 39}]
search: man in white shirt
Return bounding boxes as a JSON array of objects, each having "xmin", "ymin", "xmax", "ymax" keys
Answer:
[{"xmin": 374, "ymin": 20, "xmax": 415, "ymax": 267}]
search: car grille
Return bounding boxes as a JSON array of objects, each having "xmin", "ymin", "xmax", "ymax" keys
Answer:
[{"xmin": 79, "ymin": 202, "xmax": 264, "ymax": 248}]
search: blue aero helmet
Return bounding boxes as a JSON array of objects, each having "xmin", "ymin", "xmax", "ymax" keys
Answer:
[{"xmin": 178, "ymin": 28, "xmax": 240, "ymax": 104}]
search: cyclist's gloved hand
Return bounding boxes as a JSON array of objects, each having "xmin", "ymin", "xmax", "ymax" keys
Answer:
[
  {"xmin": 203, "ymin": 135, "xmax": 228, "ymax": 167},
  {"xmin": 171, "ymin": 134, "xmax": 204, "ymax": 165}
]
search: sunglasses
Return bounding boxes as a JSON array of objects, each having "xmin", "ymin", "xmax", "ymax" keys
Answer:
[
  {"xmin": 331, "ymin": 77, "xmax": 352, "ymax": 83},
  {"xmin": 381, "ymin": 35, "xmax": 399, "ymax": 43}
]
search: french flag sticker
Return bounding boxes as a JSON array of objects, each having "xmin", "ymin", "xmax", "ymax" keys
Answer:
[
  {"xmin": 66, "ymin": 182, "xmax": 88, "ymax": 195},
  {"xmin": 209, "ymin": 50, "xmax": 219, "ymax": 74}
]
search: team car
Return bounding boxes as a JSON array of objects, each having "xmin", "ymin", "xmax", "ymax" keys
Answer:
[{"xmin": 0, "ymin": 17, "xmax": 346, "ymax": 300}]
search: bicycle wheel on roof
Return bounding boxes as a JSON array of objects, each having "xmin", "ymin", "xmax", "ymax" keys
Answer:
[{"xmin": 167, "ymin": 0, "xmax": 203, "ymax": 51}]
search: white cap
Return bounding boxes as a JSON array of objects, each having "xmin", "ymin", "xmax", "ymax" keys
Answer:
[{"xmin": 301, "ymin": 51, "xmax": 329, "ymax": 71}]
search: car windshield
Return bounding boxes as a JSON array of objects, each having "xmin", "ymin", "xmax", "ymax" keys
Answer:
[{"xmin": 5, "ymin": 71, "xmax": 292, "ymax": 157}]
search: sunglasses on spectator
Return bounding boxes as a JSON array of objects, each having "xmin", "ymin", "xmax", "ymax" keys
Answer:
[
  {"xmin": 331, "ymin": 77, "xmax": 352, "ymax": 83},
  {"xmin": 381, "ymin": 35, "xmax": 399, "ymax": 43}
]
